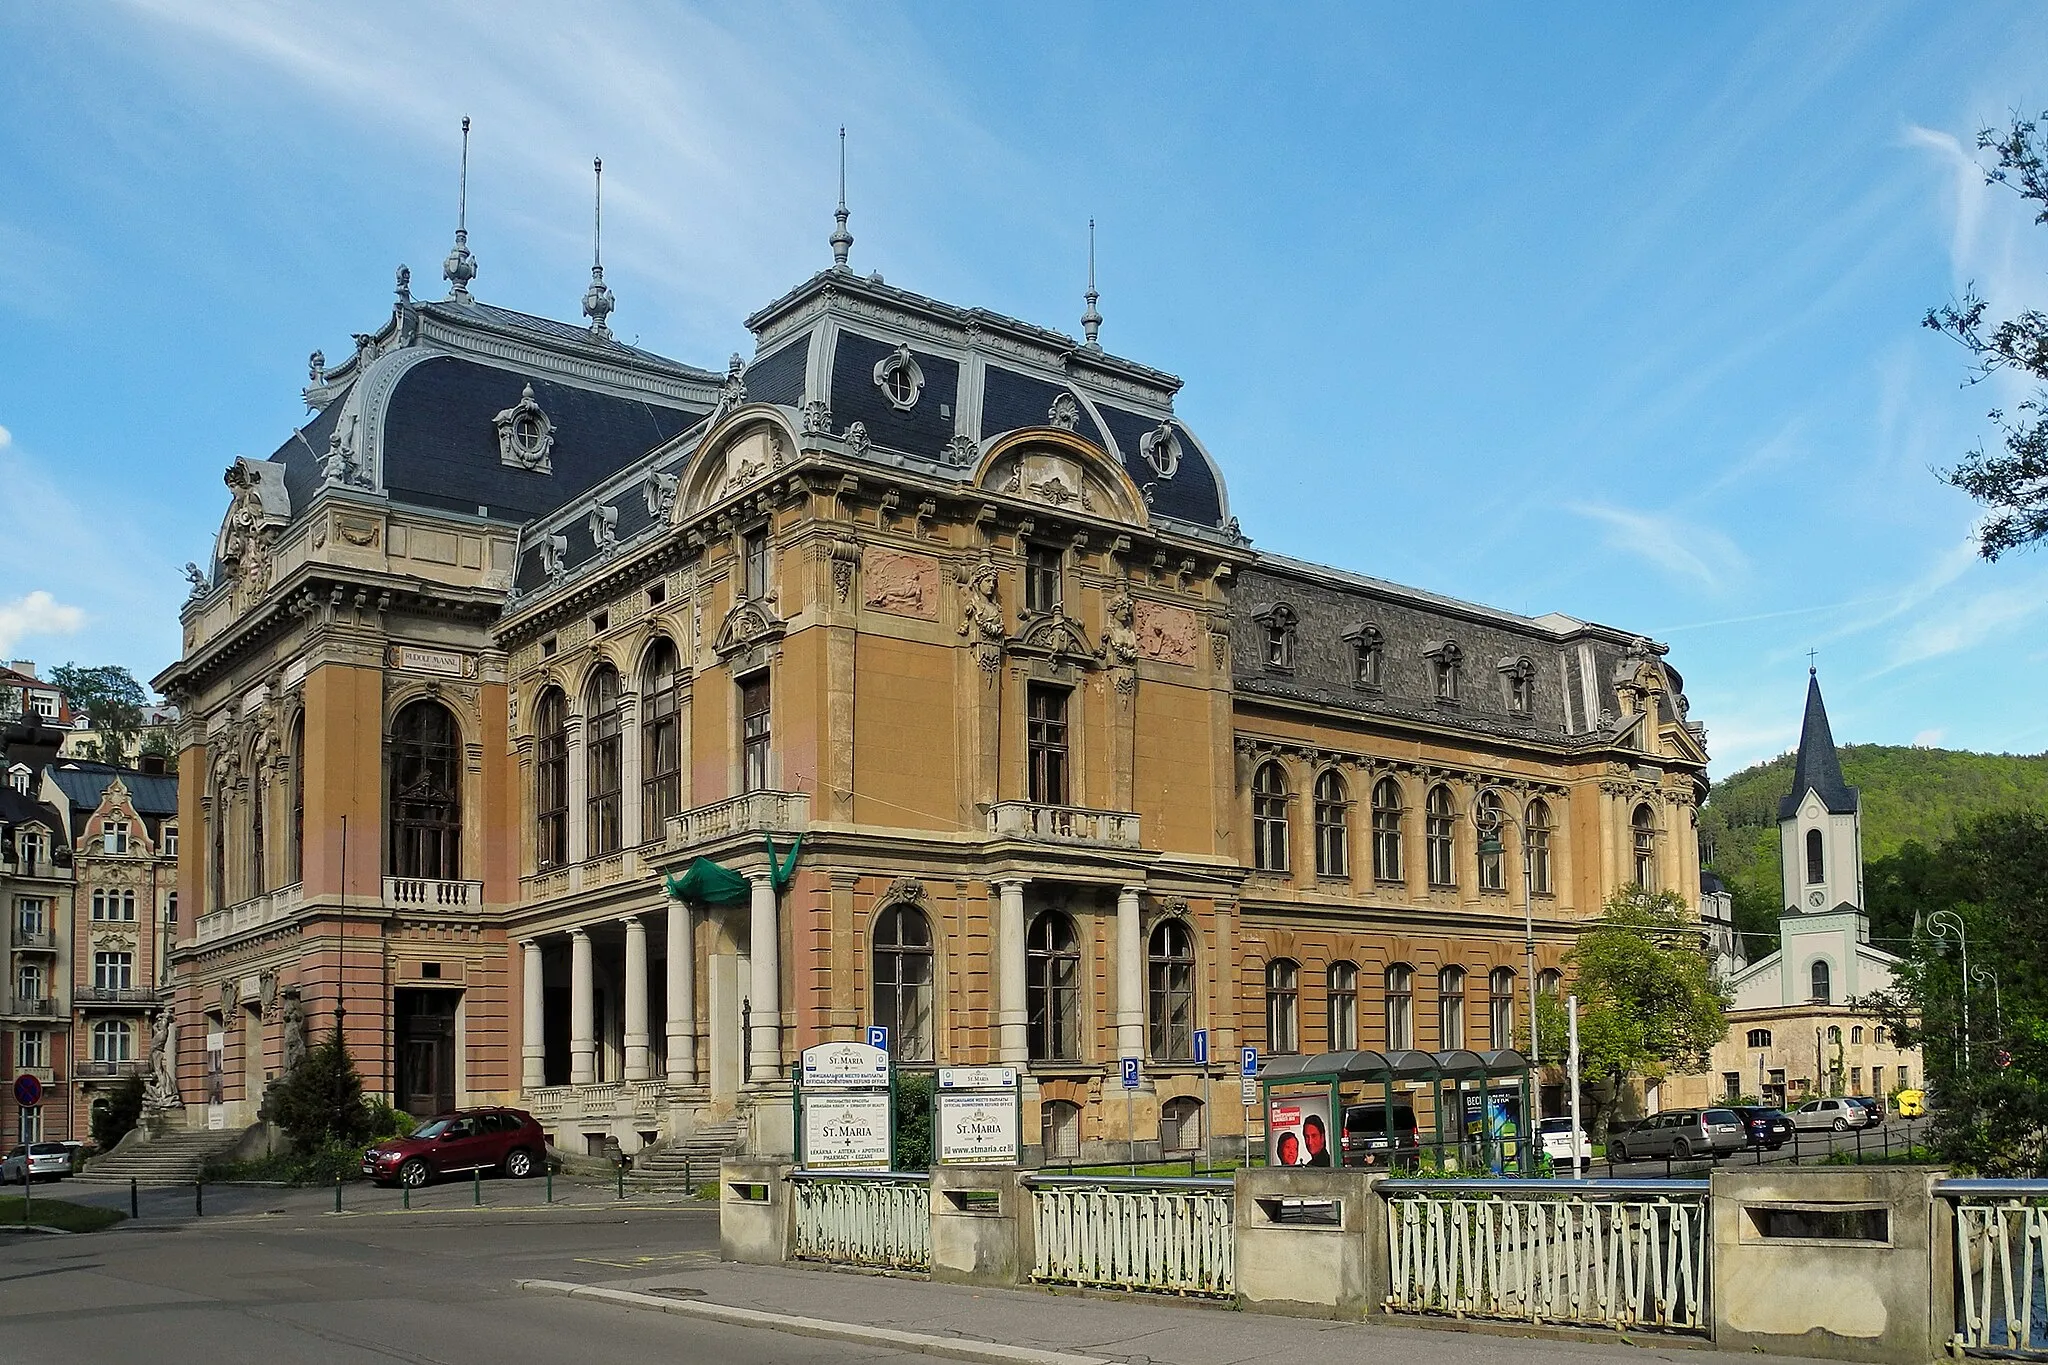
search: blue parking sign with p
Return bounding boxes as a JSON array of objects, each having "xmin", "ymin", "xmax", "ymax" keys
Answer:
[
  {"xmin": 867, "ymin": 1025, "xmax": 888, "ymax": 1052},
  {"xmin": 1241, "ymin": 1046, "xmax": 1259, "ymax": 1078},
  {"xmin": 1192, "ymin": 1029, "xmax": 1208, "ymax": 1064},
  {"xmin": 1121, "ymin": 1057, "xmax": 1141, "ymax": 1090}
]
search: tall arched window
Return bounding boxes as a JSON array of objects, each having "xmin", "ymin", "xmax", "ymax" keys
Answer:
[
  {"xmin": 1148, "ymin": 919, "xmax": 1195, "ymax": 1061},
  {"xmin": 534, "ymin": 688, "xmax": 568, "ymax": 870},
  {"xmin": 1632, "ymin": 805, "xmax": 1657, "ymax": 889},
  {"xmin": 1537, "ymin": 968, "xmax": 1562, "ymax": 998},
  {"xmin": 1266, "ymin": 959, "xmax": 1299, "ymax": 1054},
  {"xmin": 640, "ymin": 639, "xmax": 683, "ymax": 837},
  {"xmin": 1476, "ymin": 789, "xmax": 1505, "ymax": 891},
  {"xmin": 1371, "ymin": 778, "xmax": 1404, "ymax": 882},
  {"xmin": 1253, "ymin": 762, "xmax": 1291, "ymax": 872},
  {"xmin": 209, "ymin": 780, "xmax": 226, "ymax": 910},
  {"xmin": 1525, "ymin": 798, "xmax": 1552, "ymax": 895},
  {"xmin": 1425, "ymin": 785, "xmax": 1456, "ymax": 887},
  {"xmin": 1327, "ymin": 961, "xmax": 1359, "ymax": 1050},
  {"xmin": 287, "ymin": 711, "xmax": 305, "ymax": 885},
  {"xmin": 1385, "ymin": 963, "xmax": 1414, "ymax": 1049},
  {"xmin": 389, "ymin": 700, "xmax": 462, "ymax": 880},
  {"xmin": 872, "ymin": 903, "xmax": 934, "ymax": 1063},
  {"xmin": 1810, "ymin": 959, "xmax": 1831, "ymax": 1004},
  {"xmin": 1313, "ymin": 771, "xmax": 1349, "ymax": 878},
  {"xmin": 1438, "ymin": 966, "xmax": 1466, "ymax": 1048},
  {"xmin": 1027, "ymin": 911, "xmax": 1080, "ymax": 1062},
  {"xmin": 585, "ymin": 665, "xmax": 623, "ymax": 857},
  {"xmin": 1805, "ymin": 828, "xmax": 1825, "ymax": 886},
  {"xmin": 1488, "ymin": 967, "xmax": 1516, "ymax": 1048},
  {"xmin": 248, "ymin": 757, "xmax": 266, "ymax": 896}
]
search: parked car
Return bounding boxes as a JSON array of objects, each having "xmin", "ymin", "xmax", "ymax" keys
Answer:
[
  {"xmin": 1789, "ymin": 1097, "xmax": 1869, "ymax": 1132},
  {"xmin": 1607, "ymin": 1109, "xmax": 1746, "ymax": 1161},
  {"xmin": 361, "ymin": 1108, "xmax": 547, "ymax": 1188},
  {"xmin": 1537, "ymin": 1116, "xmax": 1592, "ymax": 1170},
  {"xmin": 1729, "ymin": 1106, "xmax": 1794, "ymax": 1150},
  {"xmin": 0, "ymin": 1142, "xmax": 75, "ymax": 1184},
  {"xmin": 1341, "ymin": 1103, "xmax": 1419, "ymax": 1167},
  {"xmin": 1846, "ymin": 1096, "xmax": 1885, "ymax": 1127}
]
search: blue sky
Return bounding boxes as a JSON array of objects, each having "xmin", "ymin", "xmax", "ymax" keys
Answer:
[{"xmin": 2, "ymin": 3, "xmax": 2045, "ymax": 776}]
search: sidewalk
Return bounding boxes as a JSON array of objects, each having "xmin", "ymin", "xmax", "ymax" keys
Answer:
[
  {"xmin": 50, "ymin": 1172, "xmax": 705, "ymax": 1224},
  {"xmin": 527, "ymin": 1258, "xmax": 1815, "ymax": 1365}
]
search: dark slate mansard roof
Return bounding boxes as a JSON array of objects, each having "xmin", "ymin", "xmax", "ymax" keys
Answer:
[{"xmin": 46, "ymin": 761, "xmax": 179, "ymax": 841}]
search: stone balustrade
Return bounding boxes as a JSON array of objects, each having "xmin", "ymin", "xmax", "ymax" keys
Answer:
[
  {"xmin": 665, "ymin": 790, "xmax": 811, "ymax": 848},
  {"xmin": 986, "ymin": 801, "xmax": 1143, "ymax": 847},
  {"xmin": 382, "ymin": 876, "xmax": 484, "ymax": 910},
  {"xmin": 193, "ymin": 883, "xmax": 303, "ymax": 946}
]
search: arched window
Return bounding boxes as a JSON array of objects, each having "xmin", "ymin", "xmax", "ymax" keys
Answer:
[
  {"xmin": 91, "ymin": 1019, "xmax": 132, "ymax": 1064},
  {"xmin": 209, "ymin": 780, "xmax": 226, "ymax": 910},
  {"xmin": 1438, "ymin": 966, "xmax": 1466, "ymax": 1048},
  {"xmin": 872, "ymin": 903, "xmax": 934, "ymax": 1064},
  {"xmin": 1537, "ymin": 968, "xmax": 1562, "ymax": 998},
  {"xmin": 1371, "ymin": 779, "xmax": 1404, "ymax": 882},
  {"xmin": 1810, "ymin": 959, "xmax": 1831, "ymax": 1004},
  {"xmin": 1746, "ymin": 1028, "xmax": 1773, "ymax": 1048},
  {"xmin": 1851, "ymin": 1026, "xmax": 1863, "ymax": 1044},
  {"xmin": 1476, "ymin": 789, "xmax": 1505, "ymax": 891},
  {"xmin": 248, "ymin": 750, "xmax": 266, "ymax": 897},
  {"xmin": 1805, "ymin": 828, "xmax": 1825, "ymax": 886},
  {"xmin": 1042, "ymin": 1099, "xmax": 1082, "ymax": 1160},
  {"xmin": 1266, "ymin": 959, "xmax": 1299, "ymax": 1054},
  {"xmin": 1253, "ymin": 762, "xmax": 1290, "ymax": 873},
  {"xmin": 1425, "ymin": 785, "xmax": 1456, "ymax": 887},
  {"xmin": 1161, "ymin": 1096, "xmax": 1203, "ymax": 1154},
  {"xmin": 389, "ymin": 700, "xmax": 461, "ymax": 881},
  {"xmin": 1525, "ymin": 798, "xmax": 1553, "ymax": 895},
  {"xmin": 1632, "ymin": 805, "xmax": 1657, "ymax": 889},
  {"xmin": 1313, "ymin": 771, "xmax": 1349, "ymax": 878},
  {"xmin": 585, "ymin": 665, "xmax": 623, "ymax": 857},
  {"xmin": 1148, "ymin": 919, "xmax": 1195, "ymax": 1061},
  {"xmin": 534, "ymin": 688, "xmax": 568, "ymax": 870},
  {"xmin": 1488, "ymin": 967, "xmax": 1515, "ymax": 1048},
  {"xmin": 1027, "ymin": 911, "xmax": 1080, "ymax": 1062},
  {"xmin": 640, "ymin": 639, "xmax": 683, "ymax": 838},
  {"xmin": 1827, "ymin": 1025, "xmax": 1842, "ymax": 1046},
  {"xmin": 1385, "ymin": 963, "xmax": 1414, "ymax": 1049},
  {"xmin": 1327, "ymin": 961, "xmax": 1359, "ymax": 1050},
  {"xmin": 288, "ymin": 711, "xmax": 305, "ymax": 884}
]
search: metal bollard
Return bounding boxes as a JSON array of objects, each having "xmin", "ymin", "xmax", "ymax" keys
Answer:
[
  {"xmin": 545, "ymin": 1170, "xmax": 553, "ymax": 1204},
  {"xmin": 403, "ymin": 1182, "xmax": 410, "ymax": 1210},
  {"xmin": 130, "ymin": 1178, "xmax": 139, "ymax": 1220},
  {"xmin": 473, "ymin": 1166, "xmax": 482, "ymax": 1207},
  {"xmin": 616, "ymin": 1162, "xmax": 625, "ymax": 1200},
  {"xmin": 334, "ymin": 1175, "xmax": 343, "ymax": 1213},
  {"xmin": 195, "ymin": 1181, "xmax": 203, "ymax": 1217}
]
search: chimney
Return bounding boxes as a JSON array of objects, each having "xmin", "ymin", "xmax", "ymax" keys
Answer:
[{"xmin": 7, "ymin": 660, "xmax": 34, "ymax": 679}]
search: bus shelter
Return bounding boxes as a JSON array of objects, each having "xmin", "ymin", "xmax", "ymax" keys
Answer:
[{"xmin": 1261, "ymin": 1048, "xmax": 1531, "ymax": 1172}]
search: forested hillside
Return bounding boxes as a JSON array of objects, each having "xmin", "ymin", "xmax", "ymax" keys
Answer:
[{"xmin": 1699, "ymin": 745, "xmax": 2048, "ymax": 951}]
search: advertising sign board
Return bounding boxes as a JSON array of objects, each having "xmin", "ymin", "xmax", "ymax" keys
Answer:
[
  {"xmin": 800, "ymin": 1041, "xmax": 890, "ymax": 1089},
  {"xmin": 936, "ymin": 1092, "xmax": 1019, "ymax": 1165},
  {"xmin": 937, "ymin": 1066, "xmax": 1017, "ymax": 1091},
  {"xmin": 1265, "ymin": 1092, "xmax": 1336, "ymax": 1168},
  {"xmin": 801, "ymin": 1090, "xmax": 893, "ymax": 1169}
]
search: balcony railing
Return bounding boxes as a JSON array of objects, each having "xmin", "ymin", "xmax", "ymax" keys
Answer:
[
  {"xmin": 76, "ymin": 987, "xmax": 160, "ymax": 1007},
  {"xmin": 987, "ymin": 801, "xmax": 1143, "ymax": 848},
  {"xmin": 665, "ymin": 790, "xmax": 811, "ymax": 848},
  {"xmin": 383, "ymin": 876, "xmax": 484, "ymax": 910},
  {"xmin": 194, "ymin": 883, "xmax": 303, "ymax": 946},
  {"xmin": 11, "ymin": 928, "xmax": 55, "ymax": 950},
  {"xmin": 76, "ymin": 1060, "xmax": 143, "ymax": 1078},
  {"xmin": 6, "ymin": 996, "xmax": 59, "ymax": 1017}
]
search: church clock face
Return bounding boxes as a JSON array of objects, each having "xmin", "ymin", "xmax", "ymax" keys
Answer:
[{"xmin": 1809, "ymin": 891, "xmax": 1826, "ymax": 908}]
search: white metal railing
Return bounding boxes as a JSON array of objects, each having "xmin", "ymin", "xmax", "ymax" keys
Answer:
[
  {"xmin": 1027, "ymin": 1176, "xmax": 1235, "ymax": 1297},
  {"xmin": 1945, "ymin": 1180, "xmax": 2048, "ymax": 1355},
  {"xmin": 194, "ymin": 883, "xmax": 303, "ymax": 946},
  {"xmin": 987, "ymin": 802, "xmax": 1143, "ymax": 848},
  {"xmin": 1383, "ymin": 1179, "xmax": 1710, "ymax": 1331},
  {"xmin": 383, "ymin": 876, "xmax": 483, "ymax": 909},
  {"xmin": 666, "ymin": 790, "xmax": 811, "ymax": 848},
  {"xmin": 790, "ymin": 1171, "xmax": 931, "ymax": 1271}
]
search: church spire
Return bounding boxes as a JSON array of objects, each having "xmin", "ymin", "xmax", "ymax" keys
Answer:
[
  {"xmin": 830, "ymin": 126, "xmax": 853, "ymax": 271},
  {"xmin": 1778, "ymin": 668, "xmax": 1858, "ymax": 821},
  {"xmin": 581, "ymin": 156, "xmax": 616, "ymax": 339},
  {"xmin": 442, "ymin": 116, "xmax": 478, "ymax": 299},
  {"xmin": 1080, "ymin": 218, "xmax": 1102, "ymax": 349}
]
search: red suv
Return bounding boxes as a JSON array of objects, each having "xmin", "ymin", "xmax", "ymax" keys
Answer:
[{"xmin": 362, "ymin": 1108, "xmax": 547, "ymax": 1188}]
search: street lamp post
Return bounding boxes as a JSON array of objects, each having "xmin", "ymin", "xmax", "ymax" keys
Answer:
[
  {"xmin": 1970, "ymin": 965, "xmax": 2002, "ymax": 1041},
  {"xmin": 1926, "ymin": 910, "xmax": 1971, "ymax": 1070}
]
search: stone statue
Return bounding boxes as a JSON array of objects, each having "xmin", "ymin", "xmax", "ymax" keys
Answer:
[
  {"xmin": 181, "ymin": 562, "xmax": 209, "ymax": 598},
  {"xmin": 958, "ymin": 560, "xmax": 1006, "ymax": 674},
  {"xmin": 143, "ymin": 1007, "xmax": 180, "ymax": 1110},
  {"xmin": 281, "ymin": 988, "xmax": 309, "ymax": 1075}
]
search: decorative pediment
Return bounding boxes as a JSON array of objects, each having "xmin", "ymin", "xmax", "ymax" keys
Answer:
[
  {"xmin": 678, "ymin": 414, "xmax": 796, "ymax": 519},
  {"xmin": 713, "ymin": 599, "xmax": 787, "ymax": 660},
  {"xmin": 973, "ymin": 430, "xmax": 1148, "ymax": 527},
  {"xmin": 1009, "ymin": 612, "xmax": 1099, "ymax": 669}
]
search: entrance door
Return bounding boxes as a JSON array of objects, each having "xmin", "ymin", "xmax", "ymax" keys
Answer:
[{"xmin": 395, "ymin": 989, "xmax": 458, "ymax": 1119}]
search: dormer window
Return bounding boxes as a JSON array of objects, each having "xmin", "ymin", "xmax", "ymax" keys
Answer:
[
  {"xmin": 872, "ymin": 343, "xmax": 925, "ymax": 411},
  {"xmin": 1345, "ymin": 623, "xmax": 1384, "ymax": 688},
  {"xmin": 1500, "ymin": 656, "xmax": 1534, "ymax": 714},
  {"xmin": 1425, "ymin": 641, "xmax": 1462, "ymax": 702},
  {"xmin": 741, "ymin": 527, "xmax": 769, "ymax": 602},
  {"xmin": 1255, "ymin": 604, "xmax": 1297, "ymax": 672},
  {"xmin": 1024, "ymin": 543, "xmax": 1063, "ymax": 615}
]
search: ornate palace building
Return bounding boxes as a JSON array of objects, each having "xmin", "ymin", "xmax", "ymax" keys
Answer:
[{"xmin": 156, "ymin": 185, "xmax": 1710, "ymax": 1161}]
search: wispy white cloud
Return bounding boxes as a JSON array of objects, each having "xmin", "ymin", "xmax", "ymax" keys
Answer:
[
  {"xmin": 0, "ymin": 590, "xmax": 84, "ymax": 656},
  {"xmin": 1882, "ymin": 582, "xmax": 2048, "ymax": 673},
  {"xmin": 0, "ymin": 422, "xmax": 10, "ymax": 450},
  {"xmin": 1568, "ymin": 503, "xmax": 1748, "ymax": 592},
  {"xmin": 1913, "ymin": 728, "xmax": 1945, "ymax": 748}
]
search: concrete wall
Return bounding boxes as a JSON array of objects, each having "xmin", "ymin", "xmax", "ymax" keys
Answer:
[
  {"xmin": 1233, "ymin": 1166, "xmax": 1387, "ymax": 1319},
  {"xmin": 718, "ymin": 1159, "xmax": 794, "ymax": 1265},
  {"xmin": 930, "ymin": 1167, "xmax": 1025, "ymax": 1286}
]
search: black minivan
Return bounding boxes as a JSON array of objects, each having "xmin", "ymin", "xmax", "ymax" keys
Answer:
[{"xmin": 1341, "ymin": 1104, "xmax": 1420, "ymax": 1167}]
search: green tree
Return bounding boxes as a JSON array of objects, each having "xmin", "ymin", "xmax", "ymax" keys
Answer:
[
  {"xmin": 1863, "ymin": 812, "xmax": 2048, "ymax": 1175},
  {"xmin": 1925, "ymin": 108, "xmax": 2048, "ymax": 559},
  {"xmin": 892, "ymin": 1072, "xmax": 934, "ymax": 1171},
  {"xmin": 90, "ymin": 1075, "xmax": 146, "ymax": 1151},
  {"xmin": 264, "ymin": 1027, "xmax": 371, "ymax": 1154},
  {"xmin": 49, "ymin": 663, "xmax": 148, "ymax": 764},
  {"xmin": 137, "ymin": 728, "xmax": 177, "ymax": 772},
  {"xmin": 1535, "ymin": 886, "xmax": 1731, "ymax": 1141}
]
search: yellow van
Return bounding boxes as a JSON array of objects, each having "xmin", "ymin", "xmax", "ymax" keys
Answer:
[{"xmin": 1895, "ymin": 1089, "xmax": 1926, "ymax": 1118}]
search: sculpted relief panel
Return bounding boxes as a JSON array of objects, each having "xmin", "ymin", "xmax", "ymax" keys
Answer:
[
  {"xmin": 862, "ymin": 549, "xmax": 941, "ymax": 620},
  {"xmin": 1134, "ymin": 599, "xmax": 1201, "ymax": 666}
]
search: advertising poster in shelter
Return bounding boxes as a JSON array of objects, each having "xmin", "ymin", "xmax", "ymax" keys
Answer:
[
  {"xmin": 1265, "ymin": 1093, "xmax": 1336, "ymax": 1168},
  {"xmin": 802, "ymin": 1091, "xmax": 893, "ymax": 1169},
  {"xmin": 1462, "ymin": 1087, "xmax": 1523, "ymax": 1168}
]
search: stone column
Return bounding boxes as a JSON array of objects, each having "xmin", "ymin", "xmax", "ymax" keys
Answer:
[
  {"xmin": 995, "ymin": 879, "xmax": 1028, "ymax": 1064},
  {"xmin": 747, "ymin": 872, "xmax": 780, "ymax": 1082},
  {"xmin": 623, "ymin": 916, "xmax": 650, "ymax": 1081},
  {"xmin": 619, "ymin": 695, "xmax": 643, "ymax": 850},
  {"xmin": 565, "ymin": 715, "xmax": 588, "ymax": 866},
  {"xmin": 667, "ymin": 904, "xmax": 696, "ymax": 1085},
  {"xmin": 520, "ymin": 938, "xmax": 545, "ymax": 1091},
  {"xmin": 569, "ymin": 929, "xmax": 595, "ymax": 1086},
  {"xmin": 1115, "ymin": 885, "xmax": 1144, "ymax": 1063}
]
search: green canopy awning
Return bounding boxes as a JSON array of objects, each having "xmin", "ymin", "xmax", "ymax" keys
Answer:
[{"xmin": 663, "ymin": 834, "xmax": 802, "ymax": 905}]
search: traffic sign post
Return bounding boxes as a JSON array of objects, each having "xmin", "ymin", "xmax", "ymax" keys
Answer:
[
  {"xmin": 12, "ymin": 1073, "xmax": 41, "ymax": 1108},
  {"xmin": 1193, "ymin": 1030, "xmax": 1210, "ymax": 1171},
  {"xmin": 1241, "ymin": 1047, "xmax": 1259, "ymax": 1077},
  {"xmin": 866, "ymin": 1025, "xmax": 889, "ymax": 1053},
  {"xmin": 1192, "ymin": 1029, "xmax": 1208, "ymax": 1065},
  {"xmin": 1239, "ymin": 1049, "xmax": 1259, "ymax": 1168},
  {"xmin": 1121, "ymin": 1057, "xmax": 1141, "ymax": 1173}
]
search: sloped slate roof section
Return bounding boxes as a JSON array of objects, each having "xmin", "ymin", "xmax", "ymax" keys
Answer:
[
  {"xmin": 382, "ymin": 357, "xmax": 702, "ymax": 522},
  {"xmin": 829, "ymin": 331, "xmax": 959, "ymax": 457},
  {"xmin": 981, "ymin": 366, "xmax": 1107, "ymax": 449},
  {"xmin": 421, "ymin": 300, "xmax": 715, "ymax": 379},
  {"xmin": 1778, "ymin": 672, "xmax": 1859, "ymax": 819},
  {"xmin": 265, "ymin": 386, "xmax": 351, "ymax": 526},
  {"xmin": 48, "ymin": 762, "xmax": 179, "ymax": 826},
  {"xmin": 0, "ymin": 786, "xmax": 65, "ymax": 841},
  {"xmin": 1094, "ymin": 402, "xmax": 1224, "ymax": 528},
  {"xmin": 747, "ymin": 335, "xmax": 809, "ymax": 409}
]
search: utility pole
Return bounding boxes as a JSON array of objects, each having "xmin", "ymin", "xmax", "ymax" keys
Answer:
[{"xmin": 1567, "ymin": 994, "xmax": 1583, "ymax": 1171}]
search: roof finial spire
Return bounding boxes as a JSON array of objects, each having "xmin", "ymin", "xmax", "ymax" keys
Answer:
[
  {"xmin": 1080, "ymin": 218, "xmax": 1102, "ymax": 349},
  {"xmin": 582, "ymin": 155, "xmax": 616, "ymax": 339},
  {"xmin": 830, "ymin": 126, "xmax": 853, "ymax": 271},
  {"xmin": 442, "ymin": 116, "xmax": 478, "ymax": 299}
]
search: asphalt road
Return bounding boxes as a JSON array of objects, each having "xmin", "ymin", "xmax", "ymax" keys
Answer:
[
  {"xmin": 0, "ymin": 1194, "xmax": 933, "ymax": 1365},
  {"xmin": 1595, "ymin": 1114, "xmax": 1936, "ymax": 1177}
]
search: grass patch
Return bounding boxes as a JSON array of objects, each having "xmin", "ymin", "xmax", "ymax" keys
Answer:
[
  {"xmin": 0, "ymin": 1195, "xmax": 128, "ymax": 1233},
  {"xmin": 694, "ymin": 1182, "xmax": 719, "ymax": 1202}
]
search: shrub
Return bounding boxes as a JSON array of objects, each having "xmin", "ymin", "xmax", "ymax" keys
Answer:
[
  {"xmin": 265, "ymin": 1027, "xmax": 370, "ymax": 1154},
  {"xmin": 892, "ymin": 1072, "xmax": 934, "ymax": 1171}
]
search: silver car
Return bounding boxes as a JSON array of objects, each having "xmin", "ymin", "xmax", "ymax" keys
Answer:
[
  {"xmin": 1608, "ymin": 1108, "xmax": 1746, "ymax": 1161},
  {"xmin": 0, "ymin": 1142, "xmax": 74, "ymax": 1183},
  {"xmin": 1789, "ymin": 1097, "xmax": 1870, "ymax": 1132}
]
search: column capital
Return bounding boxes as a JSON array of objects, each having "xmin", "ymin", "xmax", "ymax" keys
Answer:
[
  {"xmin": 570, "ymin": 927, "xmax": 591, "ymax": 942},
  {"xmin": 1119, "ymin": 883, "xmax": 1145, "ymax": 899},
  {"xmin": 622, "ymin": 914, "xmax": 643, "ymax": 929},
  {"xmin": 993, "ymin": 877, "xmax": 1030, "ymax": 893}
]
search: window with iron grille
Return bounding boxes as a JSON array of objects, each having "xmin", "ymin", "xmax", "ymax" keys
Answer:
[
  {"xmin": 1160, "ymin": 1097, "xmax": 1203, "ymax": 1154},
  {"xmin": 389, "ymin": 700, "xmax": 462, "ymax": 880}
]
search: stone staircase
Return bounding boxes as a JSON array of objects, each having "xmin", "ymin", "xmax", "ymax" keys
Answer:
[
  {"xmin": 628, "ymin": 1116, "xmax": 745, "ymax": 1190},
  {"xmin": 73, "ymin": 1126, "xmax": 251, "ymax": 1185}
]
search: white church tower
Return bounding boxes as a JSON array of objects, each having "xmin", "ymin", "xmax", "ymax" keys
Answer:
[{"xmin": 1767, "ymin": 669, "xmax": 1873, "ymax": 1006}]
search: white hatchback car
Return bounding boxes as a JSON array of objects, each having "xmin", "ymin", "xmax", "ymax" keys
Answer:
[
  {"xmin": 1789, "ymin": 1097, "xmax": 1870, "ymax": 1132},
  {"xmin": 1537, "ymin": 1117, "xmax": 1592, "ymax": 1170}
]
